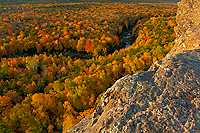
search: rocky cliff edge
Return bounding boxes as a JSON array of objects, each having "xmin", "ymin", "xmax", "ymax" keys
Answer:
[{"xmin": 67, "ymin": 0, "xmax": 200, "ymax": 132}]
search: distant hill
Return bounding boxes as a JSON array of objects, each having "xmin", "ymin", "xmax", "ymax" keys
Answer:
[{"xmin": 0, "ymin": 0, "xmax": 180, "ymax": 5}]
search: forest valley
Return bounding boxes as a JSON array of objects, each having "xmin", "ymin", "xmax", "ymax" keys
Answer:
[{"xmin": 0, "ymin": 2, "xmax": 177, "ymax": 132}]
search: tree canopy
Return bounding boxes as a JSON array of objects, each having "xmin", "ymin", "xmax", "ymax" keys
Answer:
[{"xmin": 0, "ymin": 2, "xmax": 177, "ymax": 132}]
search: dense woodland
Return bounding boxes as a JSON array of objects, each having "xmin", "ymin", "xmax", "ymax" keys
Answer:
[
  {"xmin": 0, "ymin": 2, "xmax": 177, "ymax": 132},
  {"xmin": 0, "ymin": 0, "xmax": 180, "ymax": 5}
]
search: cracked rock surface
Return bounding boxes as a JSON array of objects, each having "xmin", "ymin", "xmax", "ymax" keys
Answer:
[{"xmin": 66, "ymin": 0, "xmax": 200, "ymax": 132}]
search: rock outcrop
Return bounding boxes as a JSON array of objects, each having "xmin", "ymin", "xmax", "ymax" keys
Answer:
[
  {"xmin": 66, "ymin": 0, "xmax": 200, "ymax": 132},
  {"xmin": 167, "ymin": 0, "xmax": 200, "ymax": 56}
]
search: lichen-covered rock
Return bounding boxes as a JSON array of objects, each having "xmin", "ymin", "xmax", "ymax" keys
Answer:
[
  {"xmin": 66, "ymin": 0, "xmax": 200, "ymax": 132},
  {"xmin": 168, "ymin": 25, "xmax": 200, "ymax": 56},
  {"xmin": 174, "ymin": 0, "xmax": 200, "ymax": 38},
  {"xmin": 168, "ymin": 0, "xmax": 200, "ymax": 56}
]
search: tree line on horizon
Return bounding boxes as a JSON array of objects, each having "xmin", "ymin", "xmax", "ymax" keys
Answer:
[{"xmin": 0, "ymin": 0, "xmax": 180, "ymax": 5}]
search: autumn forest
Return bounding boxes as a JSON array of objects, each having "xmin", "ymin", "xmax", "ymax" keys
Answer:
[{"xmin": 0, "ymin": 2, "xmax": 177, "ymax": 132}]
